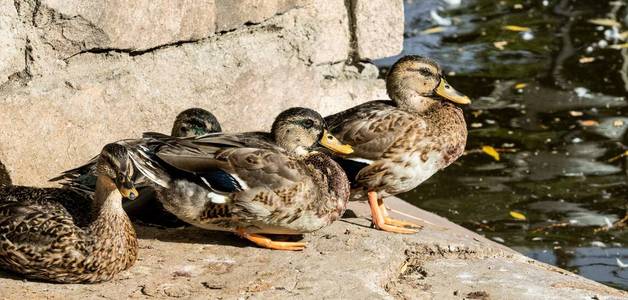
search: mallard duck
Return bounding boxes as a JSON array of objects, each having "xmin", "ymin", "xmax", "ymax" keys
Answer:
[
  {"xmin": 170, "ymin": 107, "xmax": 223, "ymax": 137},
  {"xmin": 325, "ymin": 55, "xmax": 470, "ymax": 234},
  {"xmin": 65, "ymin": 108, "xmax": 354, "ymax": 250},
  {"xmin": 52, "ymin": 108, "xmax": 222, "ymax": 227},
  {"xmin": 0, "ymin": 143, "xmax": 139, "ymax": 283}
]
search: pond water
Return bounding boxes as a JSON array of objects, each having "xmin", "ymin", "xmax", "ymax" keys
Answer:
[{"xmin": 376, "ymin": 0, "xmax": 628, "ymax": 290}]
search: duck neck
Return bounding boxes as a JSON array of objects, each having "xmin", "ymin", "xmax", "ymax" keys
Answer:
[
  {"xmin": 391, "ymin": 90, "xmax": 439, "ymax": 114},
  {"xmin": 87, "ymin": 175, "xmax": 138, "ymax": 271},
  {"xmin": 303, "ymin": 152, "xmax": 349, "ymax": 220}
]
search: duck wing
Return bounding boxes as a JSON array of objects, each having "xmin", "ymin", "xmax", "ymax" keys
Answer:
[{"xmin": 325, "ymin": 100, "xmax": 424, "ymax": 160}]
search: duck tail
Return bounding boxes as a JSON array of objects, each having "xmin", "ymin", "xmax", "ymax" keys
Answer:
[{"xmin": 0, "ymin": 159, "xmax": 11, "ymax": 187}]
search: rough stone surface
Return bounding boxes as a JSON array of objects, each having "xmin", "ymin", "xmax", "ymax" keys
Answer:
[
  {"xmin": 0, "ymin": 1, "xmax": 623, "ymax": 298},
  {"xmin": 353, "ymin": 0, "xmax": 404, "ymax": 60},
  {"xmin": 35, "ymin": 0, "xmax": 216, "ymax": 52},
  {"xmin": 304, "ymin": 0, "xmax": 351, "ymax": 65},
  {"xmin": 215, "ymin": 0, "xmax": 305, "ymax": 32},
  {"xmin": 0, "ymin": 198, "xmax": 625, "ymax": 299},
  {"xmin": 0, "ymin": 3, "xmax": 385, "ymax": 186},
  {"xmin": 0, "ymin": 1, "xmax": 25, "ymax": 84}
]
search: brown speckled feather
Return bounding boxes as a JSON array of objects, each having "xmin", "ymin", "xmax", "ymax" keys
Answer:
[
  {"xmin": 326, "ymin": 100, "xmax": 424, "ymax": 160},
  {"xmin": 140, "ymin": 133, "xmax": 350, "ymax": 234},
  {"xmin": 0, "ymin": 184, "xmax": 137, "ymax": 283},
  {"xmin": 326, "ymin": 100, "xmax": 467, "ymax": 196}
]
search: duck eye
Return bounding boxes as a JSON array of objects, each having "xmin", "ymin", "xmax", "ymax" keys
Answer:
[
  {"xmin": 418, "ymin": 68, "xmax": 433, "ymax": 77},
  {"xmin": 302, "ymin": 119, "xmax": 314, "ymax": 129}
]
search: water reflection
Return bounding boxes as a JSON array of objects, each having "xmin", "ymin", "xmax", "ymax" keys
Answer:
[{"xmin": 379, "ymin": 0, "xmax": 628, "ymax": 290}]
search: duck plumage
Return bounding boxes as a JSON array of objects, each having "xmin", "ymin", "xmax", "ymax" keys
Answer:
[{"xmin": 0, "ymin": 143, "xmax": 139, "ymax": 283}]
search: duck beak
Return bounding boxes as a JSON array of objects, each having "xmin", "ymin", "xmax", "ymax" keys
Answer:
[
  {"xmin": 319, "ymin": 130, "xmax": 354, "ymax": 154},
  {"xmin": 118, "ymin": 178, "xmax": 139, "ymax": 200},
  {"xmin": 435, "ymin": 78, "xmax": 471, "ymax": 104}
]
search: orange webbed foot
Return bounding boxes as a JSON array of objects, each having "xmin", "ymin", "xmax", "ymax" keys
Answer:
[
  {"xmin": 367, "ymin": 191, "xmax": 419, "ymax": 234},
  {"xmin": 236, "ymin": 229, "xmax": 306, "ymax": 251}
]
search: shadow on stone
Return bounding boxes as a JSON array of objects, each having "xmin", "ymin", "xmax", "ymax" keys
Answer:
[
  {"xmin": 0, "ymin": 159, "xmax": 11, "ymax": 187},
  {"xmin": 135, "ymin": 225, "xmax": 252, "ymax": 248}
]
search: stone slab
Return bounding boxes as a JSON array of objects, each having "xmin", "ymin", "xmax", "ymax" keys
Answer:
[
  {"xmin": 352, "ymin": 0, "xmax": 404, "ymax": 60},
  {"xmin": 0, "ymin": 1, "xmax": 25, "ymax": 84},
  {"xmin": 0, "ymin": 197, "xmax": 624, "ymax": 299}
]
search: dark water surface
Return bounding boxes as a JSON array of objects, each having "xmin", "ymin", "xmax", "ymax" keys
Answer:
[{"xmin": 376, "ymin": 0, "xmax": 628, "ymax": 290}]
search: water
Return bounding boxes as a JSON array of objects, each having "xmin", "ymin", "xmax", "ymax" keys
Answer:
[{"xmin": 376, "ymin": 0, "xmax": 628, "ymax": 290}]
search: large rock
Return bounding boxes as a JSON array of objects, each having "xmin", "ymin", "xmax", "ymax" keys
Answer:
[
  {"xmin": 304, "ymin": 0, "xmax": 351, "ymax": 65},
  {"xmin": 36, "ymin": 0, "xmax": 216, "ymax": 52},
  {"xmin": 215, "ymin": 0, "xmax": 305, "ymax": 32},
  {"xmin": 0, "ymin": 1, "xmax": 25, "ymax": 84},
  {"xmin": 352, "ymin": 0, "xmax": 404, "ymax": 60},
  {"xmin": 0, "ymin": 6, "xmax": 386, "ymax": 186}
]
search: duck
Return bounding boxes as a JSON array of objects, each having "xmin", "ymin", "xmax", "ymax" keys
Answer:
[
  {"xmin": 0, "ymin": 143, "xmax": 139, "ymax": 283},
  {"xmin": 64, "ymin": 107, "xmax": 354, "ymax": 250},
  {"xmin": 170, "ymin": 107, "xmax": 223, "ymax": 138},
  {"xmin": 324, "ymin": 55, "xmax": 470, "ymax": 234},
  {"xmin": 52, "ymin": 108, "xmax": 223, "ymax": 227}
]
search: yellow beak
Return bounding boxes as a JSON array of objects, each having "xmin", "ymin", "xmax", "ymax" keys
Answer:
[
  {"xmin": 319, "ymin": 130, "xmax": 354, "ymax": 154},
  {"xmin": 119, "ymin": 187, "xmax": 139, "ymax": 200},
  {"xmin": 435, "ymin": 78, "xmax": 471, "ymax": 104}
]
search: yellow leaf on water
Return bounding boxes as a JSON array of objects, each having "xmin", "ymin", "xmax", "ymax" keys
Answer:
[
  {"xmin": 421, "ymin": 26, "xmax": 446, "ymax": 35},
  {"xmin": 608, "ymin": 150, "xmax": 628, "ymax": 162},
  {"xmin": 579, "ymin": 56, "xmax": 595, "ymax": 64},
  {"xmin": 503, "ymin": 25, "xmax": 530, "ymax": 32},
  {"xmin": 610, "ymin": 43, "xmax": 628, "ymax": 50},
  {"xmin": 569, "ymin": 111, "xmax": 583, "ymax": 117},
  {"xmin": 510, "ymin": 211, "xmax": 527, "ymax": 221},
  {"xmin": 514, "ymin": 83, "xmax": 527, "ymax": 89},
  {"xmin": 588, "ymin": 18, "xmax": 622, "ymax": 27},
  {"xmin": 493, "ymin": 41, "xmax": 508, "ymax": 50},
  {"xmin": 481, "ymin": 145, "xmax": 500, "ymax": 161},
  {"xmin": 579, "ymin": 120, "xmax": 599, "ymax": 127}
]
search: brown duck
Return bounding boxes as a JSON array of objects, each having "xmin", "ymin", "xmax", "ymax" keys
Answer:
[
  {"xmin": 325, "ymin": 55, "xmax": 470, "ymax": 233},
  {"xmin": 0, "ymin": 143, "xmax": 139, "ymax": 283},
  {"xmin": 72, "ymin": 107, "xmax": 354, "ymax": 251}
]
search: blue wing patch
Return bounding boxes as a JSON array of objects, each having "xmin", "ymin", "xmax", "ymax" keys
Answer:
[{"xmin": 198, "ymin": 169, "xmax": 243, "ymax": 193}]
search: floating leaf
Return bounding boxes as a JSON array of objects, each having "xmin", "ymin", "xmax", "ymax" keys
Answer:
[
  {"xmin": 503, "ymin": 25, "xmax": 531, "ymax": 32},
  {"xmin": 514, "ymin": 83, "xmax": 527, "ymax": 89},
  {"xmin": 510, "ymin": 211, "xmax": 527, "ymax": 221},
  {"xmin": 613, "ymin": 119, "xmax": 625, "ymax": 127},
  {"xmin": 610, "ymin": 43, "xmax": 628, "ymax": 49},
  {"xmin": 588, "ymin": 18, "xmax": 622, "ymax": 27},
  {"xmin": 569, "ymin": 111, "xmax": 583, "ymax": 117},
  {"xmin": 493, "ymin": 40, "xmax": 508, "ymax": 50},
  {"xmin": 579, "ymin": 120, "xmax": 599, "ymax": 127},
  {"xmin": 481, "ymin": 145, "xmax": 500, "ymax": 161},
  {"xmin": 579, "ymin": 56, "xmax": 595, "ymax": 64},
  {"xmin": 421, "ymin": 26, "xmax": 446, "ymax": 35},
  {"xmin": 607, "ymin": 150, "xmax": 628, "ymax": 162}
]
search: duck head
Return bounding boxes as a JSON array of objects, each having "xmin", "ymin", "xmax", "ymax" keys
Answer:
[
  {"xmin": 171, "ymin": 108, "xmax": 222, "ymax": 137},
  {"xmin": 271, "ymin": 107, "xmax": 354, "ymax": 157},
  {"xmin": 386, "ymin": 55, "xmax": 470, "ymax": 112},
  {"xmin": 96, "ymin": 143, "xmax": 139, "ymax": 200}
]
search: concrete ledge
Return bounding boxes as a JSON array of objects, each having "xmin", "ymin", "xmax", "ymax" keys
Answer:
[{"xmin": 1, "ymin": 197, "xmax": 625, "ymax": 299}]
